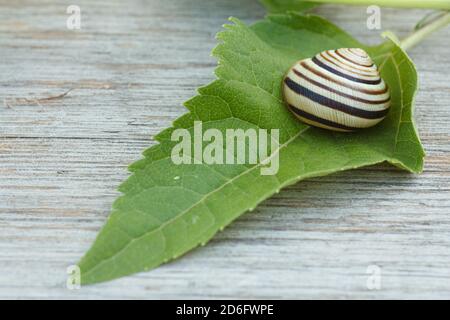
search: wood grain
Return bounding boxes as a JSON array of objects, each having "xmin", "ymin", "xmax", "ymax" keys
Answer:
[{"xmin": 0, "ymin": 0, "xmax": 449, "ymax": 299}]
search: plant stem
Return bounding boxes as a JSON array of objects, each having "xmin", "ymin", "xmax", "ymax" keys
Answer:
[
  {"xmin": 311, "ymin": 0, "xmax": 450, "ymax": 10},
  {"xmin": 400, "ymin": 11, "xmax": 450, "ymax": 51}
]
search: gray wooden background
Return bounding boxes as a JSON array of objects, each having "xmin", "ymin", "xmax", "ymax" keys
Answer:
[{"xmin": 0, "ymin": 0, "xmax": 449, "ymax": 299}]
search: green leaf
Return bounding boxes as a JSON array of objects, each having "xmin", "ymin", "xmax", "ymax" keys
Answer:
[
  {"xmin": 260, "ymin": 0, "xmax": 319, "ymax": 13},
  {"xmin": 261, "ymin": 0, "xmax": 450, "ymax": 11},
  {"xmin": 78, "ymin": 13, "xmax": 424, "ymax": 284}
]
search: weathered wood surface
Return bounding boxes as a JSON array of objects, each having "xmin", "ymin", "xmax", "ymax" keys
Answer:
[{"xmin": 0, "ymin": 0, "xmax": 449, "ymax": 299}]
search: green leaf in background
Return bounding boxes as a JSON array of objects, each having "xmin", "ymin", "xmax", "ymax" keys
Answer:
[
  {"xmin": 78, "ymin": 13, "xmax": 424, "ymax": 284},
  {"xmin": 260, "ymin": 0, "xmax": 450, "ymax": 11},
  {"xmin": 260, "ymin": 0, "xmax": 318, "ymax": 13}
]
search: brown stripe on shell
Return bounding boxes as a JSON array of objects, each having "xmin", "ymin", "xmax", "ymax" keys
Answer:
[
  {"xmin": 312, "ymin": 57, "xmax": 382, "ymax": 85},
  {"xmin": 287, "ymin": 104, "xmax": 358, "ymax": 131},
  {"xmin": 292, "ymin": 68, "xmax": 390, "ymax": 105},
  {"xmin": 349, "ymin": 48, "xmax": 367, "ymax": 58},
  {"xmin": 300, "ymin": 61, "xmax": 388, "ymax": 95},
  {"xmin": 319, "ymin": 52, "xmax": 378, "ymax": 78},
  {"xmin": 335, "ymin": 49, "xmax": 374, "ymax": 68},
  {"xmin": 284, "ymin": 77, "xmax": 389, "ymax": 119}
]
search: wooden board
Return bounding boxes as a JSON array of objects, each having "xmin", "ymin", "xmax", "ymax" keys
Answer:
[{"xmin": 0, "ymin": 0, "xmax": 449, "ymax": 299}]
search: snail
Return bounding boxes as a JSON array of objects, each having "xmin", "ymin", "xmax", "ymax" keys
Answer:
[{"xmin": 282, "ymin": 48, "xmax": 390, "ymax": 132}]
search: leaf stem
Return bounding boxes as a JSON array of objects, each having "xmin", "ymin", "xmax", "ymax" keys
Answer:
[
  {"xmin": 399, "ymin": 11, "xmax": 450, "ymax": 51},
  {"xmin": 310, "ymin": 0, "xmax": 450, "ymax": 9}
]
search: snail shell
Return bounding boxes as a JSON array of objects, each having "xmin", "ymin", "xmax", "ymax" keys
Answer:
[{"xmin": 283, "ymin": 48, "xmax": 390, "ymax": 132}]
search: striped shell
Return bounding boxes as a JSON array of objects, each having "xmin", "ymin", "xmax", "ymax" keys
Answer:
[{"xmin": 283, "ymin": 48, "xmax": 390, "ymax": 132}]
